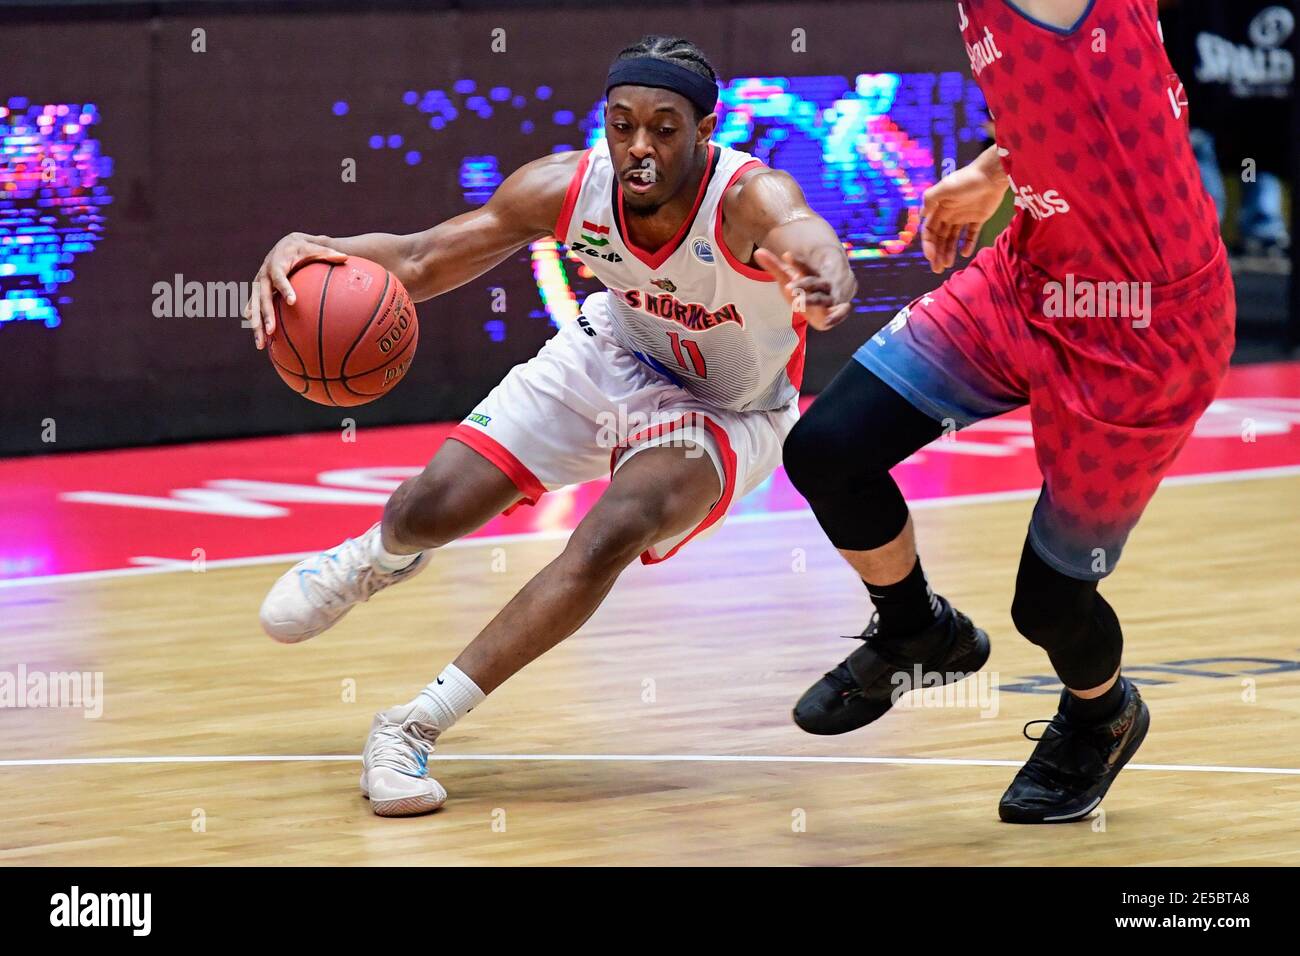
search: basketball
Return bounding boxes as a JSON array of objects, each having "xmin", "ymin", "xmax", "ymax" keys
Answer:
[{"xmin": 268, "ymin": 258, "xmax": 418, "ymax": 406}]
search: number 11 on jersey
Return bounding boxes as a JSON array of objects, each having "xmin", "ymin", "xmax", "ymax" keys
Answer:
[{"xmin": 666, "ymin": 330, "xmax": 707, "ymax": 378}]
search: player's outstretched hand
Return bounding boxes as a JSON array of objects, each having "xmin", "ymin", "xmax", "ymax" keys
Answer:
[
  {"xmin": 754, "ymin": 248, "xmax": 854, "ymax": 331},
  {"xmin": 920, "ymin": 159, "xmax": 1009, "ymax": 275},
  {"xmin": 245, "ymin": 232, "xmax": 348, "ymax": 349}
]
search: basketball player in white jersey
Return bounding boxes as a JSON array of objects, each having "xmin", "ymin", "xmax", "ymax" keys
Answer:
[{"xmin": 244, "ymin": 36, "xmax": 856, "ymax": 816}]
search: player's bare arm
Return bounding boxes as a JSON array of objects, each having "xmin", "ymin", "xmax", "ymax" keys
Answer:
[
  {"xmin": 920, "ymin": 144, "xmax": 1009, "ymax": 274},
  {"xmin": 244, "ymin": 151, "xmax": 580, "ymax": 348},
  {"xmin": 726, "ymin": 167, "xmax": 858, "ymax": 330}
]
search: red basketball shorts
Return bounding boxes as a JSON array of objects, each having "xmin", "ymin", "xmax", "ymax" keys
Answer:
[{"xmin": 854, "ymin": 232, "xmax": 1236, "ymax": 579}]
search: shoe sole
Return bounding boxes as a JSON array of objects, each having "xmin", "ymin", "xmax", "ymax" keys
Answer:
[
  {"xmin": 262, "ymin": 616, "xmax": 345, "ymax": 644},
  {"xmin": 793, "ymin": 625, "xmax": 992, "ymax": 735},
  {"xmin": 368, "ymin": 793, "xmax": 446, "ymax": 817},
  {"xmin": 998, "ymin": 700, "xmax": 1151, "ymax": 824},
  {"xmin": 359, "ymin": 772, "xmax": 446, "ymax": 817}
]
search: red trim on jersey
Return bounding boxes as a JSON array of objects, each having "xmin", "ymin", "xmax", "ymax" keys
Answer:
[
  {"xmin": 713, "ymin": 158, "xmax": 774, "ymax": 282},
  {"xmin": 785, "ymin": 312, "xmax": 809, "ymax": 391},
  {"xmin": 615, "ymin": 144, "xmax": 716, "ymax": 270},
  {"xmin": 712, "ymin": 158, "xmax": 805, "ymax": 392},
  {"xmin": 448, "ymin": 425, "xmax": 546, "ymax": 513},
  {"xmin": 554, "ymin": 149, "xmax": 593, "ymax": 242},
  {"xmin": 606, "ymin": 413, "xmax": 738, "ymax": 564}
]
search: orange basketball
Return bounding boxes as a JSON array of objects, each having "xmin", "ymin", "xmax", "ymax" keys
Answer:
[{"xmin": 268, "ymin": 258, "xmax": 418, "ymax": 406}]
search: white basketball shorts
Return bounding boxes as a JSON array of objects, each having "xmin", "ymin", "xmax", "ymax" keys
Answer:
[{"xmin": 447, "ymin": 291, "xmax": 798, "ymax": 563}]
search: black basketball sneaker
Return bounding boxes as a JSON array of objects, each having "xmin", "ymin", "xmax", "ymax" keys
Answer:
[
  {"xmin": 792, "ymin": 596, "xmax": 990, "ymax": 735},
  {"xmin": 998, "ymin": 678, "xmax": 1149, "ymax": 824}
]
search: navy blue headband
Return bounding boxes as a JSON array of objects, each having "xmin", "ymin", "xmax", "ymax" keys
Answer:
[{"xmin": 606, "ymin": 56, "xmax": 718, "ymax": 117}]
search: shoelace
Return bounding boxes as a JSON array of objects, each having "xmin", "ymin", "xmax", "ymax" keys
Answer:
[
  {"xmin": 1022, "ymin": 717, "xmax": 1060, "ymax": 742},
  {"xmin": 368, "ymin": 720, "xmax": 437, "ymax": 777},
  {"xmin": 820, "ymin": 613, "xmax": 884, "ymax": 694},
  {"xmin": 1018, "ymin": 715, "xmax": 1103, "ymax": 789},
  {"xmin": 1023, "ymin": 709, "xmax": 1124, "ymax": 745},
  {"xmin": 297, "ymin": 534, "xmax": 394, "ymax": 610},
  {"xmin": 823, "ymin": 609, "xmax": 962, "ymax": 698}
]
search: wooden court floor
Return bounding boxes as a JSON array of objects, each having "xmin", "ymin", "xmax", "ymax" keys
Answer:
[{"xmin": 1, "ymin": 475, "xmax": 1297, "ymax": 866}]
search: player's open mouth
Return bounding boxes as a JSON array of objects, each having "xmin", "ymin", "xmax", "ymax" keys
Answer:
[{"xmin": 623, "ymin": 170, "xmax": 657, "ymax": 194}]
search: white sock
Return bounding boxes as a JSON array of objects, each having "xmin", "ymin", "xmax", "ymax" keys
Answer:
[
  {"xmin": 408, "ymin": 664, "xmax": 486, "ymax": 734},
  {"xmin": 371, "ymin": 526, "xmax": 421, "ymax": 571}
]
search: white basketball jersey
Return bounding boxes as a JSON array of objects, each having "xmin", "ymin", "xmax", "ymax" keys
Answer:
[{"xmin": 555, "ymin": 139, "xmax": 806, "ymax": 412}]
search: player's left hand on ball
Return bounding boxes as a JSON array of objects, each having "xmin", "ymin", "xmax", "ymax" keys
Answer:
[
  {"xmin": 754, "ymin": 247, "xmax": 855, "ymax": 331},
  {"xmin": 245, "ymin": 232, "xmax": 348, "ymax": 350}
]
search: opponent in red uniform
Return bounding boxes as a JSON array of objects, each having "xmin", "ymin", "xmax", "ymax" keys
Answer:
[{"xmin": 784, "ymin": 0, "xmax": 1234, "ymax": 822}]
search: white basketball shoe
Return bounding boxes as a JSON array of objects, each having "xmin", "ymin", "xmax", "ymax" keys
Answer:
[
  {"xmin": 259, "ymin": 523, "xmax": 428, "ymax": 643},
  {"xmin": 360, "ymin": 703, "xmax": 447, "ymax": 816}
]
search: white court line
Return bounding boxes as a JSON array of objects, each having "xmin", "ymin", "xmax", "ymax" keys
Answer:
[
  {"xmin": 0, "ymin": 752, "xmax": 1296, "ymax": 775},
  {"xmin": 2, "ymin": 463, "xmax": 1299, "ymax": 591}
]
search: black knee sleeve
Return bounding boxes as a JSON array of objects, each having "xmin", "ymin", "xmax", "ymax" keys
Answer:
[
  {"xmin": 1011, "ymin": 539, "xmax": 1123, "ymax": 689},
  {"xmin": 783, "ymin": 362, "xmax": 943, "ymax": 552}
]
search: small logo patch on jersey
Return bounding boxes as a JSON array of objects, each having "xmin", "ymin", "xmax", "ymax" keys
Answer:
[
  {"xmin": 650, "ymin": 278, "xmax": 677, "ymax": 293},
  {"xmin": 467, "ymin": 412, "xmax": 492, "ymax": 427},
  {"xmin": 571, "ymin": 241, "xmax": 623, "ymax": 263},
  {"xmin": 580, "ymin": 220, "xmax": 611, "ymax": 246},
  {"xmin": 691, "ymin": 238, "xmax": 715, "ymax": 264}
]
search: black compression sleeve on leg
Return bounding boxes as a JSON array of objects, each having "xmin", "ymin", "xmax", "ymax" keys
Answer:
[
  {"xmin": 1011, "ymin": 537, "xmax": 1124, "ymax": 691},
  {"xmin": 783, "ymin": 360, "xmax": 944, "ymax": 552}
]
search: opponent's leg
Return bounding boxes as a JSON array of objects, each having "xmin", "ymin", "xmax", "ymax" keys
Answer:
[
  {"xmin": 259, "ymin": 438, "xmax": 522, "ymax": 643},
  {"xmin": 1010, "ymin": 537, "xmax": 1124, "ymax": 694},
  {"xmin": 783, "ymin": 360, "xmax": 991, "ymax": 734},
  {"xmin": 363, "ymin": 442, "xmax": 721, "ymax": 816},
  {"xmin": 783, "ymin": 359, "xmax": 942, "ymax": 606},
  {"xmin": 994, "ymin": 248, "xmax": 1237, "ymax": 822},
  {"xmin": 998, "ymin": 537, "xmax": 1147, "ymax": 824}
]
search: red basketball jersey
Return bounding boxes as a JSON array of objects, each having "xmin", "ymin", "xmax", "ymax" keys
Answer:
[{"xmin": 956, "ymin": 0, "xmax": 1221, "ymax": 284}]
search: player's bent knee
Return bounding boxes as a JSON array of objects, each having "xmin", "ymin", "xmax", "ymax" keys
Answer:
[
  {"xmin": 564, "ymin": 491, "xmax": 701, "ymax": 578},
  {"xmin": 782, "ymin": 410, "xmax": 854, "ymax": 499},
  {"xmin": 385, "ymin": 467, "xmax": 479, "ymax": 549},
  {"xmin": 564, "ymin": 519, "xmax": 656, "ymax": 579},
  {"xmin": 384, "ymin": 475, "xmax": 444, "ymax": 548},
  {"xmin": 1011, "ymin": 585, "xmax": 1125, "ymax": 689},
  {"xmin": 1009, "ymin": 587, "xmax": 1090, "ymax": 652}
]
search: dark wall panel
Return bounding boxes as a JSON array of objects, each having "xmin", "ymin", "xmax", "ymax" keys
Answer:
[{"xmin": 0, "ymin": 1, "xmax": 984, "ymax": 453}]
